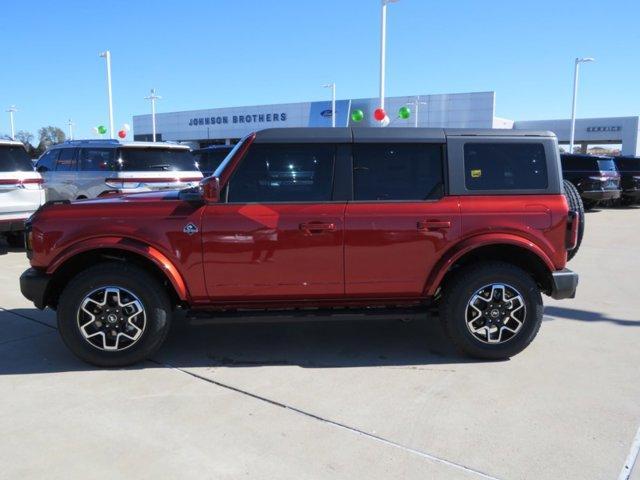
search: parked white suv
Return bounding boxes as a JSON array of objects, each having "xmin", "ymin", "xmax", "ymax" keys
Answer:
[
  {"xmin": 35, "ymin": 140, "xmax": 202, "ymax": 201},
  {"xmin": 0, "ymin": 140, "xmax": 45, "ymax": 247}
]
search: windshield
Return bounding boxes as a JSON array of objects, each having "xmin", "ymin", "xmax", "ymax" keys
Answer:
[
  {"xmin": 117, "ymin": 147, "xmax": 198, "ymax": 172},
  {"xmin": 213, "ymin": 138, "xmax": 249, "ymax": 178},
  {"xmin": 597, "ymin": 159, "xmax": 617, "ymax": 172},
  {"xmin": 194, "ymin": 148, "xmax": 232, "ymax": 174},
  {"xmin": 0, "ymin": 145, "xmax": 34, "ymax": 172}
]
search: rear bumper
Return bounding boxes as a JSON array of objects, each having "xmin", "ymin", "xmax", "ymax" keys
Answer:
[
  {"xmin": 20, "ymin": 268, "xmax": 51, "ymax": 310},
  {"xmin": 550, "ymin": 269, "xmax": 579, "ymax": 300},
  {"xmin": 581, "ymin": 189, "xmax": 621, "ymax": 201}
]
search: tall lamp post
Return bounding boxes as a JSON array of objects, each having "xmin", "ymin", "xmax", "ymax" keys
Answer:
[
  {"xmin": 66, "ymin": 119, "xmax": 75, "ymax": 140},
  {"xmin": 379, "ymin": 0, "xmax": 400, "ymax": 112},
  {"xmin": 144, "ymin": 88, "xmax": 162, "ymax": 142},
  {"xmin": 570, "ymin": 57, "xmax": 595, "ymax": 153},
  {"xmin": 322, "ymin": 83, "xmax": 336, "ymax": 128},
  {"xmin": 6, "ymin": 106, "xmax": 17, "ymax": 139},
  {"xmin": 98, "ymin": 50, "xmax": 115, "ymax": 139}
]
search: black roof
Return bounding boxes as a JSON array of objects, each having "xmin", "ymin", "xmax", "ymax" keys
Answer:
[{"xmin": 252, "ymin": 128, "xmax": 556, "ymax": 144}]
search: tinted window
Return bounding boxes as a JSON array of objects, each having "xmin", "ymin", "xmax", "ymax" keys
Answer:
[
  {"xmin": 118, "ymin": 148, "xmax": 197, "ymax": 172},
  {"xmin": 227, "ymin": 144, "xmax": 335, "ymax": 203},
  {"xmin": 79, "ymin": 148, "xmax": 117, "ymax": 171},
  {"xmin": 353, "ymin": 143, "xmax": 444, "ymax": 201},
  {"xmin": 0, "ymin": 145, "xmax": 34, "ymax": 172},
  {"xmin": 36, "ymin": 149, "xmax": 60, "ymax": 172},
  {"xmin": 561, "ymin": 155, "xmax": 598, "ymax": 171},
  {"xmin": 615, "ymin": 157, "xmax": 640, "ymax": 172},
  {"xmin": 464, "ymin": 143, "xmax": 547, "ymax": 190},
  {"xmin": 55, "ymin": 148, "xmax": 77, "ymax": 172},
  {"xmin": 194, "ymin": 148, "xmax": 232, "ymax": 174}
]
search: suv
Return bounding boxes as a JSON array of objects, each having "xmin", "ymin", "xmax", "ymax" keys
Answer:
[
  {"xmin": 560, "ymin": 153, "xmax": 621, "ymax": 209},
  {"xmin": 0, "ymin": 140, "xmax": 44, "ymax": 247},
  {"xmin": 20, "ymin": 128, "xmax": 580, "ymax": 367},
  {"xmin": 35, "ymin": 139, "xmax": 202, "ymax": 201},
  {"xmin": 613, "ymin": 156, "xmax": 640, "ymax": 205},
  {"xmin": 192, "ymin": 145, "xmax": 233, "ymax": 178}
]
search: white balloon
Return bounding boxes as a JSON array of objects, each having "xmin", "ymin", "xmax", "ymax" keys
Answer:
[
  {"xmin": 123, "ymin": 123, "xmax": 131, "ymax": 132},
  {"xmin": 381, "ymin": 115, "xmax": 391, "ymax": 127},
  {"xmin": 92, "ymin": 127, "xmax": 99, "ymax": 134}
]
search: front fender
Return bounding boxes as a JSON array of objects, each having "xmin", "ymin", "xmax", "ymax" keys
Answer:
[
  {"xmin": 46, "ymin": 236, "xmax": 189, "ymax": 301},
  {"xmin": 424, "ymin": 233, "xmax": 555, "ymax": 296}
]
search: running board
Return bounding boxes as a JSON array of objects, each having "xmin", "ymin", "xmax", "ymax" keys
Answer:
[{"xmin": 186, "ymin": 307, "xmax": 430, "ymax": 326}]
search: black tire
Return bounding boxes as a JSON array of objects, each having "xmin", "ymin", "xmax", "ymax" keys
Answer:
[
  {"xmin": 57, "ymin": 262, "xmax": 172, "ymax": 367},
  {"xmin": 582, "ymin": 199, "xmax": 597, "ymax": 211},
  {"xmin": 562, "ymin": 180, "xmax": 584, "ymax": 261},
  {"xmin": 4, "ymin": 232, "xmax": 24, "ymax": 248},
  {"xmin": 439, "ymin": 262, "xmax": 543, "ymax": 360}
]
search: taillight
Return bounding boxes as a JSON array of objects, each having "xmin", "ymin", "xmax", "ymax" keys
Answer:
[
  {"xmin": 566, "ymin": 211, "xmax": 579, "ymax": 251},
  {"xmin": 0, "ymin": 178, "xmax": 43, "ymax": 189}
]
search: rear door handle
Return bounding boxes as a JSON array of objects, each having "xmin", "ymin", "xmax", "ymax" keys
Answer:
[
  {"xmin": 299, "ymin": 222, "xmax": 336, "ymax": 234},
  {"xmin": 417, "ymin": 220, "xmax": 451, "ymax": 231}
]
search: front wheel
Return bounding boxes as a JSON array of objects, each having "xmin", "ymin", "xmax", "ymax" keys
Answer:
[
  {"xmin": 439, "ymin": 262, "xmax": 543, "ymax": 360},
  {"xmin": 57, "ymin": 262, "xmax": 172, "ymax": 367}
]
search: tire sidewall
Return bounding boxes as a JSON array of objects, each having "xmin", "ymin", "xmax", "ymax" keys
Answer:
[
  {"xmin": 57, "ymin": 264, "xmax": 171, "ymax": 367},
  {"xmin": 444, "ymin": 264, "xmax": 543, "ymax": 359}
]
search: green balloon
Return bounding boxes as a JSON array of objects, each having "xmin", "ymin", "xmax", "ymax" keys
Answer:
[
  {"xmin": 97, "ymin": 125, "xmax": 107, "ymax": 135},
  {"xmin": 351, "ymin": 109, "xmax": 364, "ymax": 123},
  {"xmin": 399, "ymin": 106, "xmax": 411, "ymax": 120}
]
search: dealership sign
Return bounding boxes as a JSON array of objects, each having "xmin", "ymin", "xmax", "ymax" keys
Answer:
[
  {"xmin": 586, "ymin": 126, "xmax": 622, "ymax": 132},
  {"xmin": 188, "ymin": 112, "xmax": 287, "ymax": 127}
]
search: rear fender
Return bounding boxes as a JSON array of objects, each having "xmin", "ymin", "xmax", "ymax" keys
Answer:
[
  {"xmin": 46, "ymin": 236, "xmax": 189, "ymax": 301},
  {"xmin": 424, "ymin": 233, "xmax": 555, "ymax": 296}
]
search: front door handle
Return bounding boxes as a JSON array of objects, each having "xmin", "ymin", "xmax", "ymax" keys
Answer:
[
  {"xmin": 299, "ymin": 222, "xmax": 336, "ymax": 234},
  {"xmin": 417, "ymin": 220, "xmax": 451, "ymax": 231}
]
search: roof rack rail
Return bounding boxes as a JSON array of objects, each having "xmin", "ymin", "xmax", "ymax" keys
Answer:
[{"xmin": 60, "ymin": 139, "xmax": 120, "ymax": 145}]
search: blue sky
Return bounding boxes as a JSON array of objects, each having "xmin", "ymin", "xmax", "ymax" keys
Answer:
[{"xmin": 1, "ymin": 0, "xmax": 638, "ymax": 140}]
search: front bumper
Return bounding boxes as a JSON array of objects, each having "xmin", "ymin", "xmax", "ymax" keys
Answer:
[
  {"xmin": 550, "ymin": 269, "xmax": 579, "ymax": 300},
  {"xmin": 581, "ymin": 189, "xmax": 621, "ymax": 201},
  {"xmin": 20, "ymin": 268, "xmax": 52, "ymax": 310},
  {"xmin": 0, "ymin": 218, "xmax": 27, "ymax": 233}
]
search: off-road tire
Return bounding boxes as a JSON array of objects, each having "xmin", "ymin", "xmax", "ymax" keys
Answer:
[
  {"xmin": 57, "ymin": 262, "xmax": 172, "ymax": 367},
  {"xmin": 563, "ymin": 180, "xmax": 584, "ymax": 261},
  {"xmin": 439, "ymin": 262, "xmax": 543, "ymax": 360}
]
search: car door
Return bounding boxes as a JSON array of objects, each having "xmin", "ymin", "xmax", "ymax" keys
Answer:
[
  {"xmin": 53, "ymin": 148, "xmax": 79, "ymax": 200},
  {"xmin": 344, "ymin": 141, "xmax": 461, "ymax": 297},
  {"xmin": 201, "ymin": 142, "xmax": 346, "ymax": 301},
  {"xmin": 77, "ymin": 147, "xmax": 116, "ymax": 198}
]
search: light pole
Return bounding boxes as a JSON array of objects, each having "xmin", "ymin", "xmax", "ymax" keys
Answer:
[
  {"xmin": 409, "ymin": 96, "xmax": 428, "ymax": 128},
  {"xmin": 99, "ymin": 50, "xmax": 115, "ymax": 139},
  {"xmin": 570, "ymin": 57, "xmax": 595, "ymax": 154},
  {"xmin": 66, "ymin": 119, "xmax": 75, "ymax": 140},
  {"xmin": 6, "ymin": 106, "xmax": 17, "ymax": 139},
  {"xmin": 379, "ymin": 0, "xmax": 399, "ymax": 111},
  {"xmin": 144, "ymin": 88, "xmax": 162, "ymax": 142},
  {"xmin": 322, "ymin": 83, "xmax": 336, "ymax": 128}
]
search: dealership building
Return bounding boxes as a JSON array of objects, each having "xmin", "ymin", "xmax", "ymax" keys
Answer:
[{"xmin": 132, "ymin": 91, "xmax": 640, "ymax": 155}]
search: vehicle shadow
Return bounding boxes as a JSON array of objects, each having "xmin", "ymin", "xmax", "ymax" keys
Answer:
[
  {"xmin": 544, "ymin": 306, "xmax": 639, "ymax": 327},
  {"xmin": 0, "ymin": 308, "xmax": 484, "ymax": 376}
]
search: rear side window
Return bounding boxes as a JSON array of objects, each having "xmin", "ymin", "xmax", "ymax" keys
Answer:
[
  {"xmin": 79, "ymin": 148, "xmax": 116, "ymax": 171},
  {"xmin": 118, "ymin": 148, "xmax": 197, "ymax": 172},
  {"xmin": 0, "ymin": 145, "xmax": 34, "ymax": 172},
  {"xmin": 36, "ymin": 149, "xmax": 60, "ymax": 172},
  {"xmin": 353, "ymin": 144, "xmax": 444, "ymax": 201},
  {"xmin": 464, "ymin": 143, "xmax": 547, "ymax": 191},
  {"xmin": 55, "ymin": 148, "xmax": 77, "ymax": 172},
  {"xmin": 227, "ymin": 144, "xmax": 335, "ymax": 203}
]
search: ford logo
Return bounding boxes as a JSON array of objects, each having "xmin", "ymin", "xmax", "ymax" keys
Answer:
[{"xmin": 320, "ymin": 109, "xmax": 333, "ymax": 118}]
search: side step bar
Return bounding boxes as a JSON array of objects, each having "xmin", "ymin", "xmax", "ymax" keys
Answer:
[{"xmin": 186, "ymin": 307, "xmax": 430, "ymax": 326}]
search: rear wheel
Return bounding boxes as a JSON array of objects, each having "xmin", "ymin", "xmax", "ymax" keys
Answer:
[
  {"xmin": 562, "ymin": 180, "xmax": 584, "ymax": 261},
  {"xmin": 439, "ymin": 262, "xmax": 543, "ymax": 360},
  {"xmin": 57, "ymin": 262, "xmax": 172, "ymax": 367}
]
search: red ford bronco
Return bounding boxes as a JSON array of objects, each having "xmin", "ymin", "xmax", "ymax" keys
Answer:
[{"xmin": 20, "ymin": 128, "xmax": 581, "ymax": 366}]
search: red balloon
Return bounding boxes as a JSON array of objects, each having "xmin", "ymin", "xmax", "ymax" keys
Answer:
[
  {"xmin": 374, "ymin": 108, "xmax": 386, "ymax": 121},
  {"xmin": 118, "ymin": 130, "xmax": 126, "ymax": 139}
]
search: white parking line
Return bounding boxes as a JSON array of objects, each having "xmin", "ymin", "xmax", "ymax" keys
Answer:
[{"xmin": 619, "ymin": 424, "xmax": 640, "ymax": 480}]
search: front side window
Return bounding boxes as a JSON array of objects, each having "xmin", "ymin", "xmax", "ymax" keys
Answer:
[
  {"xmin": 0, "ymin": 145, "xmax": 34, "ymax": 172},
  {"xmin": 194, "ymin": 149, "xmax": 232, "ymax": 174},
  {"xmin": 464, "ymin": 143, "xmax": 548, "ymax": 191},
  {"xmin": 55, "ymin": 148, "xmax": 77, "ymax": 172},
  {"xmin": 117, "ymin": 148, "xmax": 197, "ymax": 172},
  {"xmin": 227, "ymin": 144, "xmax": 335, "ymax": 203},
  {"xmin": 353, "ymin": 143, "xmax": 444, "ymax": 201},
  {"xmin": 79, "ymin": 148, "xmax": 116, "ymax": 171},
  {"xmin": 36, "ymin": 149, "xmax": 60, "ymax": 172}
]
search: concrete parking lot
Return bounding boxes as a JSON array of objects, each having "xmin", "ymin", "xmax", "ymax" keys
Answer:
[{"xmin": 1, "ymin": 208, "xmax": 639, "ymax": 480}]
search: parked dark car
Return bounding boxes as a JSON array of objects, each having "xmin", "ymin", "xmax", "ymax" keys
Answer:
[
  {"xmin": 192, "ymin": 145, "xmax": 233, "ymax": 178},
  {"xmin": 613, "ymin": 156, "xmax": 640, "ymax": 205},
  {"xmin": 560, "ymin": 153, "xmax": 621, "ymax": 209}
]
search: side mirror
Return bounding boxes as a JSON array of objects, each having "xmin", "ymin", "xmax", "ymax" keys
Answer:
[{"xmin": 200, "ymin": 176, "xmax": 220, "ymax": 203}]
